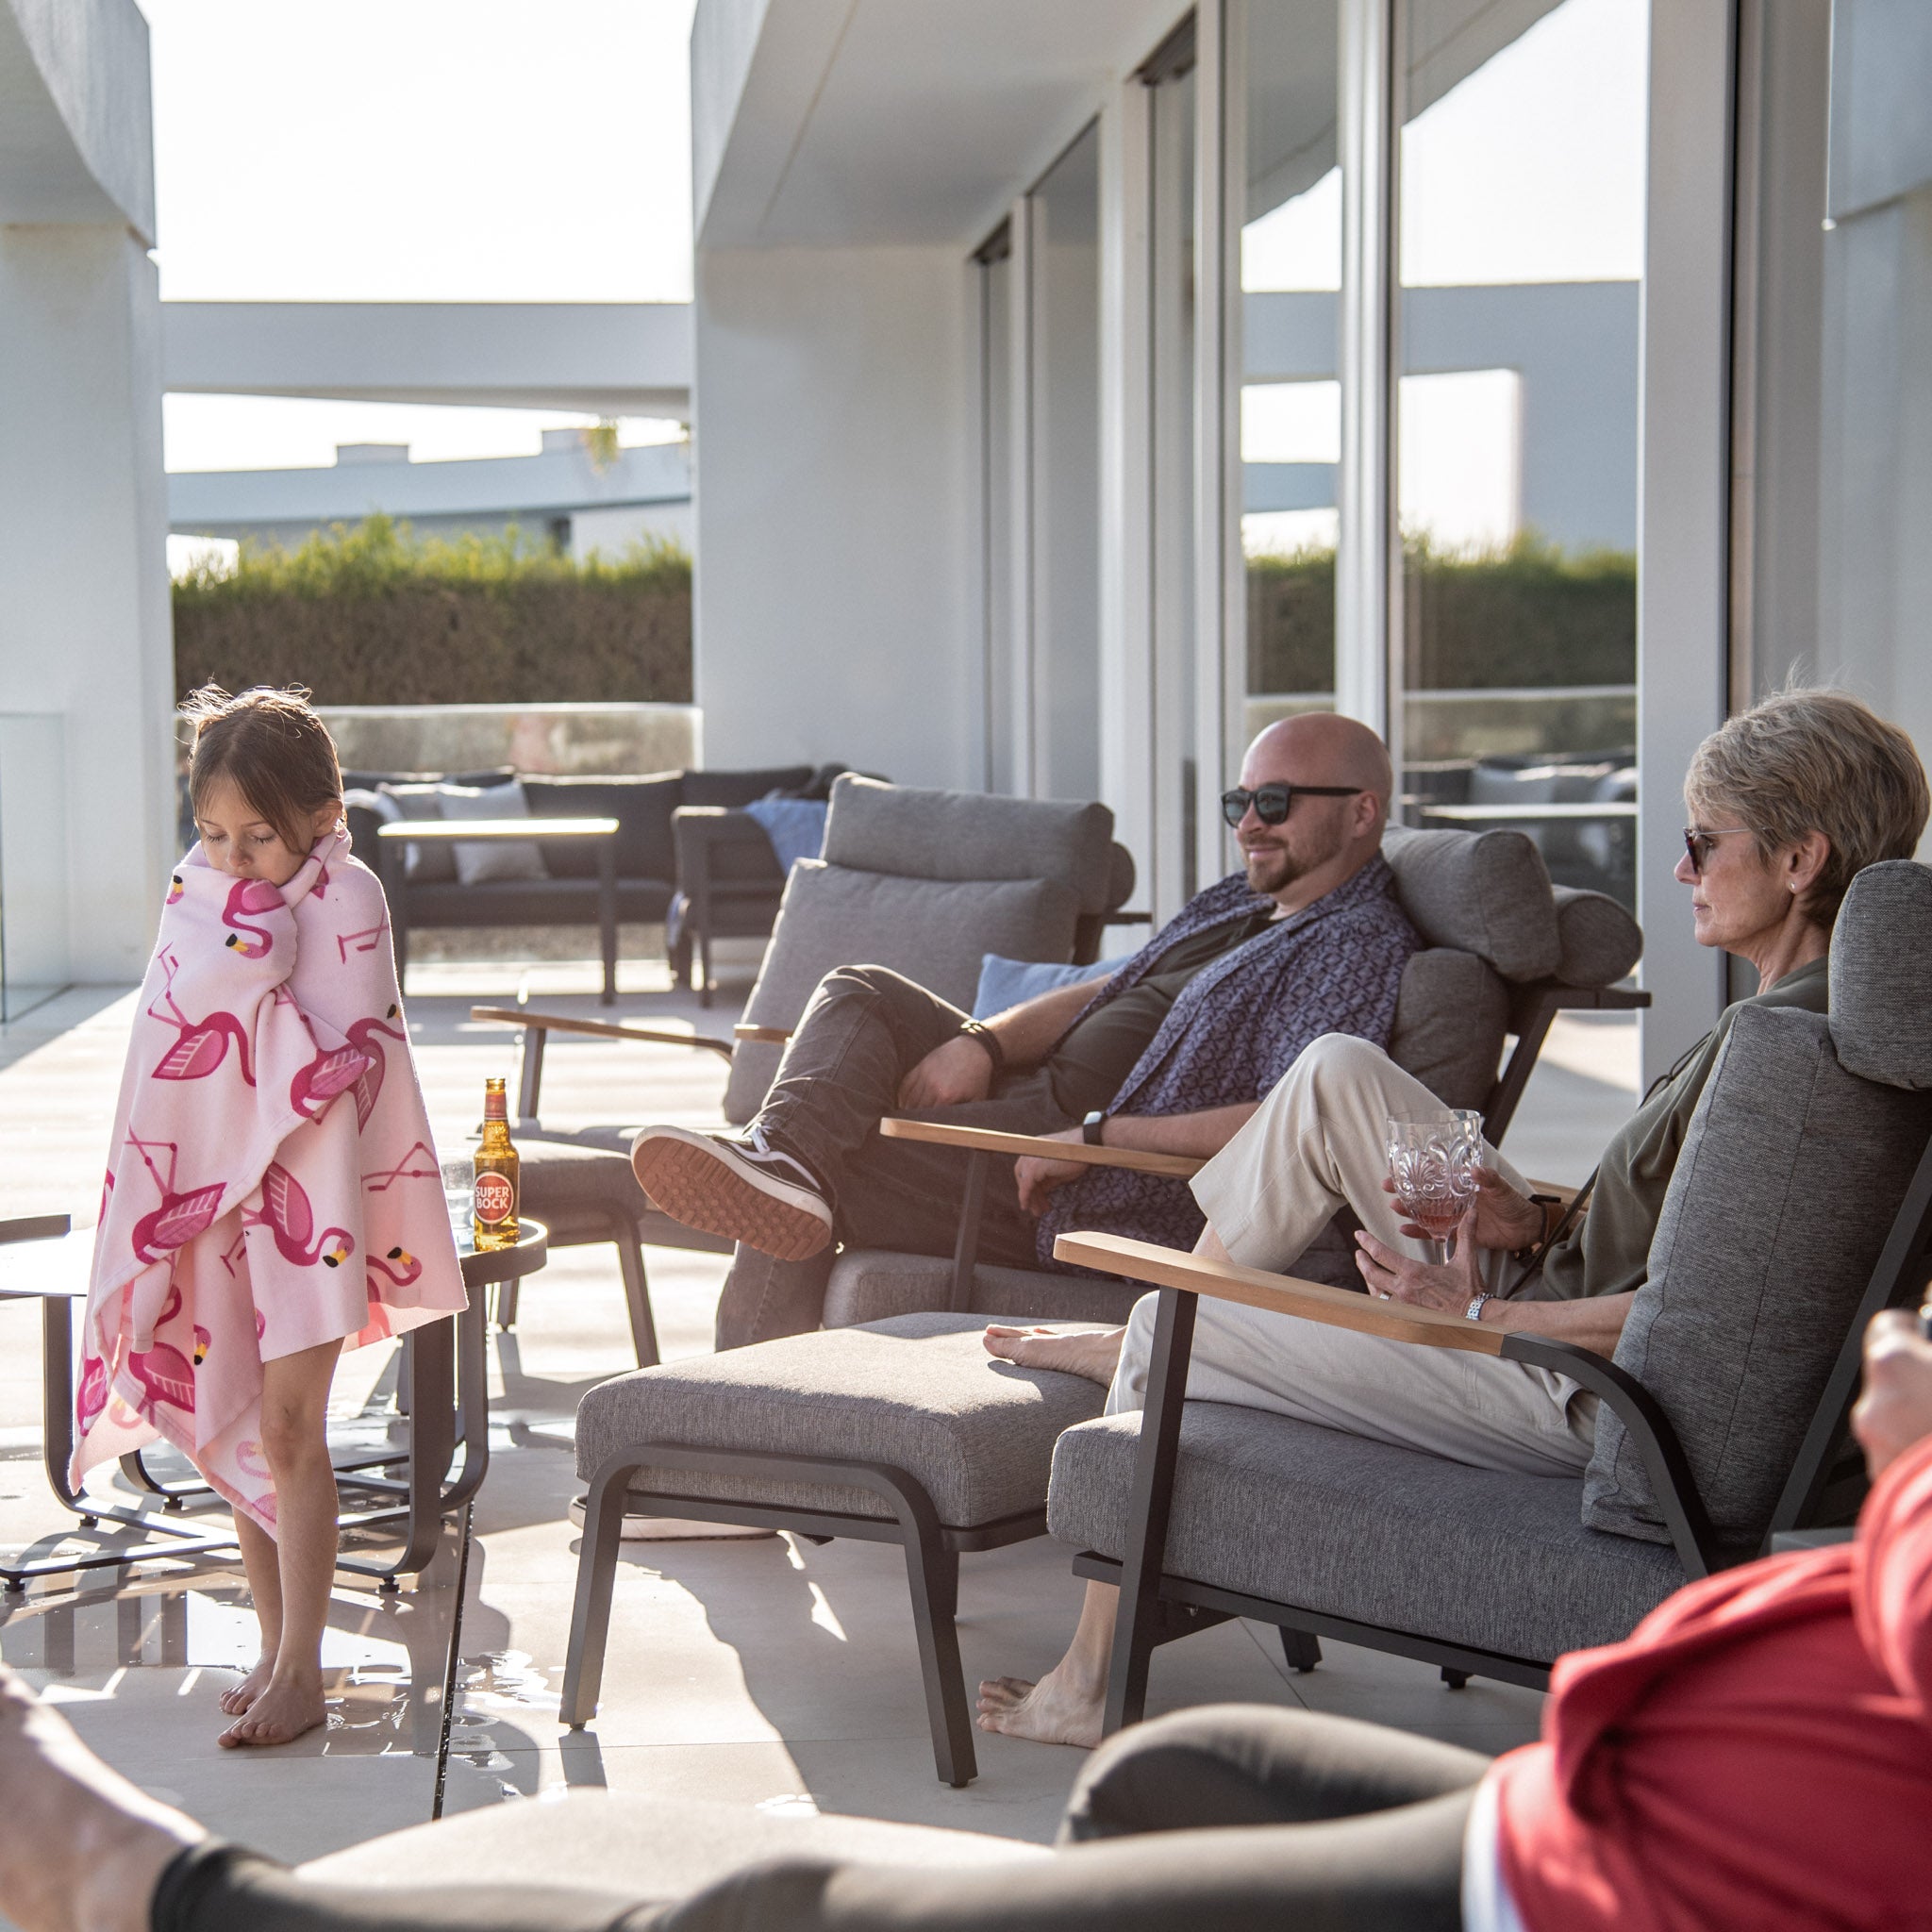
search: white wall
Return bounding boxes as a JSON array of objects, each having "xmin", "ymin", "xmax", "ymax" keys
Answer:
[
  {"xmin": 0, "ymin": 225, "xmax": 176, "ymax": 982},
  {"xmin": 691, "ymin": 245, "xmax": 975, "ymax": 786}
]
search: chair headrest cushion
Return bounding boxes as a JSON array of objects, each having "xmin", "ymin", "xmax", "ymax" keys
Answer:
[
  {"xmin": 1830, "ymin": 860, "xmax": 1932, "ymax": 1090},
  {"xmin": 822, "ymin": 777, "xmax": 1118, "ymax": 913},
  {"xmin": 1551, "ymin": 886, "xmax": 1643, "ymax": 988},
  {"xmin": 1380, "ymin": 824, "xmax": 1560, "ymax": 982}
]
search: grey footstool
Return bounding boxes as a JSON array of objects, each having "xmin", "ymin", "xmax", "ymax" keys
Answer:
[{"xmin": 562, "ymin": 1313, "xmax": 1108, "ymax": 1785}]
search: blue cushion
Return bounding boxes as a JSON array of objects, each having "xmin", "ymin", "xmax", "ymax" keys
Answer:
[
  {"xmin": 972, "ymin": 952, "xmax": 1126, "ymax": 1020},
  {"xmin": 743, "ymin": 797, "xmax": 829, "ymax": 875}
]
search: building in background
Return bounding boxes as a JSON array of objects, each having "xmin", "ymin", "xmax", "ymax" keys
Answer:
[{"xmin": 686, "ymin": 0, "xmax": 1931, "ymax": 1082}]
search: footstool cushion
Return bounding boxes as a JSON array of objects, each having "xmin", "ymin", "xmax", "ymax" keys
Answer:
[{"xmin": 574, "ymin": 1313, "xmax": 1108, "ymax": 1528}]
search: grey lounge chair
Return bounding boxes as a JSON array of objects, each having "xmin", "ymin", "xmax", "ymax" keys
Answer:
[
  {"xmin": 472, "ymin": 776, "xmax": 1140, "ymax": 1363},
  {"xmin": 1043, "ymin": 858, "xmax": 1932, "ymax": 1726}
]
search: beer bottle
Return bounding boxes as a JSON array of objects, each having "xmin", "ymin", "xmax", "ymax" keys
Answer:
[{"xmin": 473, "ymin": 1076, "xmax": 520, "ymax": 1251}]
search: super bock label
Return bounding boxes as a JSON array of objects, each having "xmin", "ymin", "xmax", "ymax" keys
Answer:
[{"xmin": 474, "ymin": 1171, "xmax": 515, "ymax": 1226}]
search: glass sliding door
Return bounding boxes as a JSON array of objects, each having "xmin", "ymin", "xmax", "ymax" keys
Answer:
[
  {"xmin": 1395, "ymin": 0, "xmax": 1648, "ymax": 908},
  {"xmin": 1026, "ymin": 121, "xmax": 1103, "ymax": 802},
  {"xmin": 1239, "ymin": 0, "xmax": 1342, "ymax": 762}
]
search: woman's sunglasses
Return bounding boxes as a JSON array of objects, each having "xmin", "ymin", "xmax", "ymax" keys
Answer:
[
  {"xmin": 1682, "ymin": 826, "xmax": 1750, "ymax": 874},
  {"xmin": 1221, "ymin": 784, "xmax": 1362, "ymax": 828}
]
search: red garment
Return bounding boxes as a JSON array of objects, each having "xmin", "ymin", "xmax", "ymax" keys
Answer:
[{"xmin": 1494, "ymin": 1433, "xmax": 1932, "ymax": 1932}]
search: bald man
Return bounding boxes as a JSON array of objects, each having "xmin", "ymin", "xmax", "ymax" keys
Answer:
[{"xmin": 634, "ymin": 714, "xmax": 1420, "ymax": 1348}]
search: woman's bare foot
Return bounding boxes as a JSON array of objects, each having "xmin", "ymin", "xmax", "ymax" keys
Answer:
[
  {"xmin": 217, "ymin": 1654, "xmax": 275, "ymax": 1718},
  {"xmin": 0, "ymin": 1665, "xmax": 203, "ymax": 1932},
  {"xmin": 983, "ymin": 1324, "xmax": 1125, "ymax": 1386},
  {"xmin": 975, "ymin": 1666, "xmax": 1105, "ymax": 1747},
  {"xmin": 216, "ymin": 1668, "xmax": 327, "ymax": 1749}
]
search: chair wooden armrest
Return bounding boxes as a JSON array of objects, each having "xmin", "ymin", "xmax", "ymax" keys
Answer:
[
  {"xmin": 1051, "ymin": 1231, "xmax": 1504, "ymax": 1352},
  {"xmin": 733, "ymin": 1023, "xmax": 793, "ymax": 1044},
  {"xmin": 469, "ymin": 1005, "xmax": 735, "ymax": 1121},
  {"xmin": 880, "ymin": 1118, "xmax": 1203, "ymax": 1179}
]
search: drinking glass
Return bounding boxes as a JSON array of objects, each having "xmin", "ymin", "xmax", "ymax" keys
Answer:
[
  {"xmin": 1384, "ymin": 1110, "xmax": 1482, "ymax": 1264},
  {"xmin": 440, "ymin": 1155, "xmax": 475, "ymax": 1255}
]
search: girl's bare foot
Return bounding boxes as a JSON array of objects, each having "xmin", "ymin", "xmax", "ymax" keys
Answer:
[
  {"xmin": 983, "ymin": 1324, "xmax": 1125, "ymax": 1386},
  {"xmin": 974, "ymin": 1666, "xmax": 1105, "ymax": 1747},
  {"xmin": 217, "ymin": 1655, "xmax": 275, "ymax": 1718},
  {"xmin": 0, "ymin": 1665, "xmax": 203, "ymax": 1932},
  {"xmin": 216, "ymin": 1669, "xmax": 327, "ymax": 1748}
]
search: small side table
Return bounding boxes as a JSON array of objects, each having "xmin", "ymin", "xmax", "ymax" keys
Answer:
[
  {"xmin": 0, "ymin": 1217, "xmax": 547, "ymax": 1593},
  {"xmin": 377, "ymin": 817, "xmax": 622, "ymax": 1006}
]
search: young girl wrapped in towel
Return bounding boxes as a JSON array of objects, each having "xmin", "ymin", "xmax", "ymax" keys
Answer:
[{"xmin": 72, "ymin": 687, "xmax": 466, "ymax": 1748}]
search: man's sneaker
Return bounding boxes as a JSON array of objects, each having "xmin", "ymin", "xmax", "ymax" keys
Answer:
[{"xmin": 629, "ymin": 1124, "xmax": 833, "ymax": 1260}]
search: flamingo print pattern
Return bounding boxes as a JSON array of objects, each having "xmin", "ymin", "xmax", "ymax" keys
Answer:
[{"xmin": 72, "ymin": 827, "xmax": 466, "ymax": 1536}]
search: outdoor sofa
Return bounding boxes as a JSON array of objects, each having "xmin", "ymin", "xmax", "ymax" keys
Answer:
[{"xmin": 341, "ymin": 762, "xmax": 849, "ymax": 993}]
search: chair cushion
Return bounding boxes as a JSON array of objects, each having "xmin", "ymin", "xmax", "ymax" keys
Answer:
[
  {"xmin": 377, "ymin": 781, "xmax": 458, "ymax": 882},
  {"xmin": 723, "ymin": 866, "xmax": 1080, "ymax": 1122},
  {"xmin": 1050, "ymin": 1406, "xmax": 1685, "ymax": 1663},
  {"xmin": 1386, "ymin": 949, "xmax": 1509, "ymax": 1110},
  {"xmin": 297, "ymin": 1792, "xmax": 1041, "ymax": 1900},
  {"xmin": 1551, "ymin": 886, "xmax": 1642, "ymax": 988},
  {"xmin": 439, "ymin": 780, "xmax": 550, "ymax": 884},
  {"xmin": 517, "ymin": 1138, "xmax": 651, "ymax": 1214},
  {"xmin": 574, "ymin": 1314, "xmax": 1108, "ymax": 1528},
  {"xmin": 824, "ymin": 1253, "xmax": 1141, "ymax": 1329},
  {"xmin": 1381, "ymin": 825, "xmax": 1560, "ymax": 982},
  {"xmin": 823, "ymin": 776, "xmax": 1118, "ymax": 915},
  {"xmin": 1583, "ymin": 1004, "xmax": 1932, "ymax": 1545},
  {"xmin": 525, "ymin": 773, "xmax": 685, "ymax": 883},
  {"xmin": 1828, "ymin": 860, "xmax": 1932, "ymax": 1089}
]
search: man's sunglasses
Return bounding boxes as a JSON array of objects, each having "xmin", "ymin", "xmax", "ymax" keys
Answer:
[
  {"xmin": 1221, "ymin": 784, "xmax": 1362, "ymax": 828},
  {"xmin": 1682, "ymin": 825, "xmax": 1750, "ymax": 874}
]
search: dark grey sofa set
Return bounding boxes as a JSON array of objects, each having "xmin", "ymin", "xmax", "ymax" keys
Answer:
[{"xmin": 342, "ymin": 762, "xmax": 844, "ymax": 993}]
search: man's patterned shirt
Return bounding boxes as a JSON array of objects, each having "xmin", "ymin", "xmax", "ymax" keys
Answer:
[{"xmin": 1035, "ymin": 856, "xmax": 1419, "ymax": 1267}]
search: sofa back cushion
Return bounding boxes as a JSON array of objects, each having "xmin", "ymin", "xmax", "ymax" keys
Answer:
[
  {"xmin": 682, "ymin": 765, "xmax": 816, "ymax": 809},
  {"xmin": 1581, "ymin": 1003, "xmax": 1932, "ymax": 1546},
  {"xmin": 1380, "ymin": 824, "xmax": 1560, "ymax": 982},
  {"xmin": 1827, "ymin": 860, "xmax": 1932, "ymax": 1090},
  {"xmin": 523, "ymin": 773, "xmax": 685, "ymax": 881},
  {"xmin": 822, "ymin": 776, "xmax": 1118, "ymax": 915},
  {"xmin": 1387, "ymin": 949, "xmax": 1511, "ymax": 1112},
  {"xmin": 723, "ymin": 864, "xmax": 1080, "ymax": 1122}
]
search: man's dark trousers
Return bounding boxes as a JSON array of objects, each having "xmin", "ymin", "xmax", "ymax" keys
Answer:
[{"xmin": 717, "ymin": 964, "xmax": 1077, "ymax": 1348}]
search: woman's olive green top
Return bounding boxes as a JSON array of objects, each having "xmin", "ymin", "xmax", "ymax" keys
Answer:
[{"xmin": 1533, "ymin": 956, "xmax": 1830, "ymax": 1303}]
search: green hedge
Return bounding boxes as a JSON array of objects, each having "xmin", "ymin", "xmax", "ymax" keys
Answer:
[
  {"xmin": 173, "ymin": 516, "xmax": 692, "ymax": 706},
  {"xmin": 1247, "ymin": 537, "xmax": 1636, "ymax": 693}
]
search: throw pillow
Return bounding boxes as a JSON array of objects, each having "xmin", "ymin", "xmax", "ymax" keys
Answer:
[
  {"xmin": 972, "ymin": 952, "xmax": 1128, "ymax": 1021},
  {"xmin": 438, "ymin": 781, "xmax": 550, "ymax": 886}
]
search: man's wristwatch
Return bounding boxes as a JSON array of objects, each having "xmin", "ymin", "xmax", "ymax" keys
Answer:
[
  {"xmin": 1082, "ymin": 1110, "xmax": 1108, "ymax": 1146},
  {"xmin": 1465, "ymin": 1292, "xmax": 1492, "ymax": 1324}
]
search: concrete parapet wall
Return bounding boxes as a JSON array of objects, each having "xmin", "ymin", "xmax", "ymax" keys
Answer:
[{"xmin": 318, "ymin": 702, "xmax": 700, "ymax": 779}]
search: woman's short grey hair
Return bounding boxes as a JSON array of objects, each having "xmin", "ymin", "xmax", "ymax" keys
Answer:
[{"xmin": 1686, "ymin": 688, "xmax": 1929, "ymax": 928}]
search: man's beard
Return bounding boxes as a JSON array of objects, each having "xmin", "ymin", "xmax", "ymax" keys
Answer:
[{"xmin": 1243, "ymin": 825, "xmax": 1344, "ymax": 895}]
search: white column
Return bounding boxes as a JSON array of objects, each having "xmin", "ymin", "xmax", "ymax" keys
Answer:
[
  {"xmin": 1636, "ymin": 1, "xmax": 1735, "ymax": 1084},
  {"xmin": 1335, "ymin": 0, "xmax": 1395, "ymax": 743},
  {"xmin": 0, "ymin": 225, "xmax": 176, "ymax": 984}
]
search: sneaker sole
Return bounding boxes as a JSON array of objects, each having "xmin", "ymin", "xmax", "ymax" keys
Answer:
[{"xmin": 630, "ymin": 1124, "xmax": 833, "ymax": 1261}]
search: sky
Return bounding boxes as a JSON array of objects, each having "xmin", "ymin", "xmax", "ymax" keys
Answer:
[{"xmin": 137, "ymin": 0, "xmax": 697, "ymax": 473}]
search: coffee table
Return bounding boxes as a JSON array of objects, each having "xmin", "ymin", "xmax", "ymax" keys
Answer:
[
  {"xmin": 377, "ymin": 817, "xmax": 623, "ymax": 1005},
  {"xmin": 0, "ymin": 1215, "xmax": 548, "ymax": 1592}
]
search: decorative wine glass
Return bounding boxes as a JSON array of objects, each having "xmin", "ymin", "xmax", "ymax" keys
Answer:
[{"xmin": 1384, "ymin": 1110, "xmax": 1483, "ymax": 1265}]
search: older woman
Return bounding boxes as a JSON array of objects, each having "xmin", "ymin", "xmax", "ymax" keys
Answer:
[{"xmin": 978, "ymin": 687, "xmax": 1929, "ymax": 1748}]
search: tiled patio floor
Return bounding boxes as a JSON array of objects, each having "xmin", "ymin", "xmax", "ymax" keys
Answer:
[{"xmin": 0, "ymin": 946, "xmax": 1636, "ymax": 1911}]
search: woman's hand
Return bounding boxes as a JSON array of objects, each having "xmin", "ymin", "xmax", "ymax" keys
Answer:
[
  {"xmin": 1381, "ymin": 1164, "xmax": 1543, "ymax": 1253},
  {"xmin": 1015, "ymin": 1128, "xmax": 1086, "ymax": 1217},
  {"xmin": 1355, "ymin": 1210, "xmax": 1485, "ymax": 1314},
  {"xmin": 1853, "ymin": 1309, "xmax": 1932, "ymax": 1478},
  {"xmin": 897, "ymin": 1032, "xmax": 995, "ymax": 1110}
]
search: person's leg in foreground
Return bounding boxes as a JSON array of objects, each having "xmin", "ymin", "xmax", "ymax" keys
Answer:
[
  {"xmin": 0, "ymin": 1666, "xmax": 1482, "ymax": 1932},
  {"xmin": 218, "ymin": 1339, "xmax": 342, "ymax": 1747}
]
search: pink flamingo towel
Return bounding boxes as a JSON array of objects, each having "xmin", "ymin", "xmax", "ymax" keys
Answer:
[{"xmin": 72, "ymin": 829, "xmax": 466, "ymax": 1533}]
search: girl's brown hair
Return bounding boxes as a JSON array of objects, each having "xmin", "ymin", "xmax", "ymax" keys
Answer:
[{"xmin": 183, "ymin": 685, "xmax": 343, "ymax": 854}]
